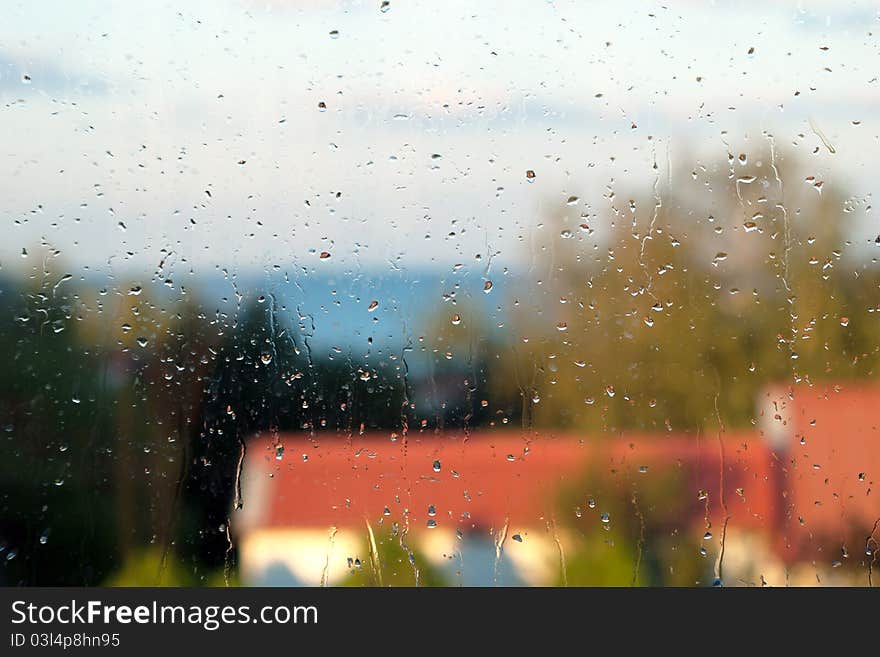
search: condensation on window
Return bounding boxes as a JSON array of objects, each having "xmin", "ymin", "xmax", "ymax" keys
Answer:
[{"xmin": 1, "ymin": 1, "xmax": 878, "ymax": 587}]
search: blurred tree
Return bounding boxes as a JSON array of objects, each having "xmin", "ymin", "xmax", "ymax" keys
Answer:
[
  {"xmin": 496, "ymin": 148, "xmax": 880, "ymax": 433},
  {"xmin": 0, "ymin": 257, "xmax": 117, "ymax": 585},
  {"xmin": 414, "ymin": 298, "xmax": 508, "ymax": 432}
]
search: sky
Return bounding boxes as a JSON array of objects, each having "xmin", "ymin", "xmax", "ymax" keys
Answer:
[{"xmin": 1, "ymin": 0, "xmax": 878, "ymax": 280}]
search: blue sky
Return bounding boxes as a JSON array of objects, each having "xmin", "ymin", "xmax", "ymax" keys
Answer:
[{"xmin": 1, "ymin": 0, "xmax": 878, "ymax": 278}]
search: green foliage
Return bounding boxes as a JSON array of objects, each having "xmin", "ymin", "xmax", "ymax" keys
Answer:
[
  {"xmin": 558, "ymin": 532, "xmax": 637, "ymax": 586},
  {"xmin": 339, "ymin": 531, "xmax": 451, "ymax": 587},
  {"xmin": 102, "ymin": 548, "xmax": 197, "ymax": 587},
  {"xmin": 494, "ymin": 149, "xmax": 880, "ymax": 433}
]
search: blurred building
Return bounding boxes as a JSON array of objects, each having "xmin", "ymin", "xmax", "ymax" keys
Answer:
[
  {"xmin": 760, "ymin": 384, "xmax": 880, "ymax": 561},
  {"xmin": 235, "ymin": 383, "xmax": 878, "ymax": 586}
]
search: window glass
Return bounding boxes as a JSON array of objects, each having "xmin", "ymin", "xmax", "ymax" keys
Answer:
[{"xmin": 2, "ymin": 0, "xmax": 878, "ymax": 587}]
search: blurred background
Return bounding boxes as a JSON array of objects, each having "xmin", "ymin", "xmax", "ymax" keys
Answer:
[{"xmin": 1, "ymin": 0, "xmax": 879, "ymax": 586}]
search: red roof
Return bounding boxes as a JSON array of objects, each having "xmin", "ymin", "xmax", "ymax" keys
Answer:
[
  {"xmin": 768, "ymin": 384, "xmax": 880, "ymax": 552},
  {"xmin": 239, "ymin": 430, "xmax": 779, "ymax": 536}
]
